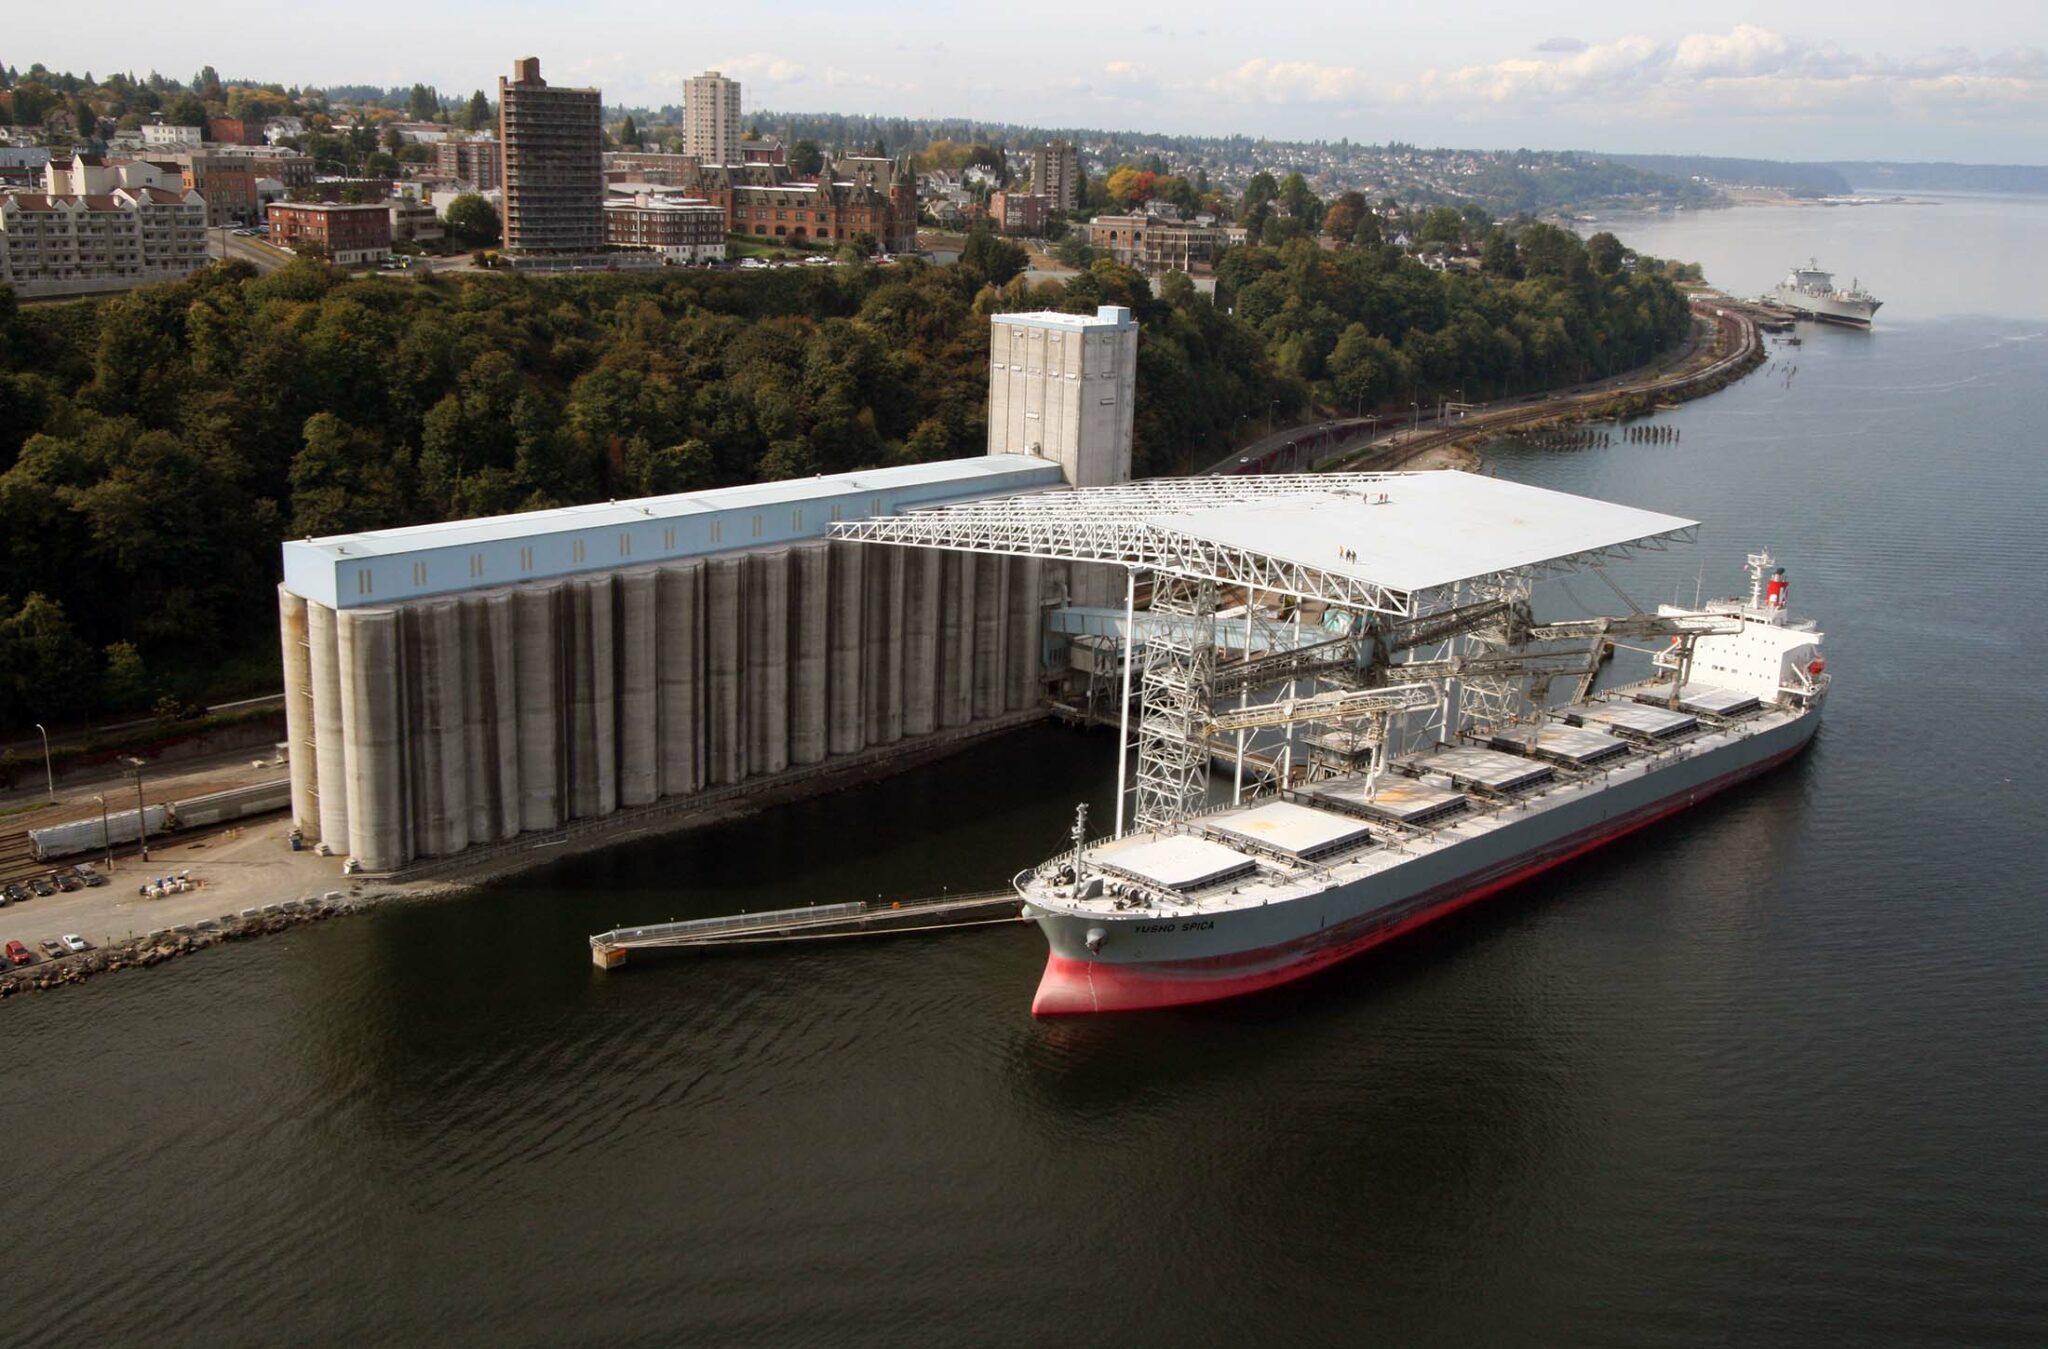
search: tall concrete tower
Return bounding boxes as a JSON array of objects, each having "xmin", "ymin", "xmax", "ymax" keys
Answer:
[
  {"xmin": 987, "ymin": 305, "xmax": 1138, "ymax": 489},
  {"xmin": 683, "ymin": 70, "xmax": 743, "ymax": 167},
  {"xmin": 497, "ymin": 57, "xmax": 603, "ymax": 255}
]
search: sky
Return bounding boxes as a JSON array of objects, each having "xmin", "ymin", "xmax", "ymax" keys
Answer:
[{"xmin": 16, "ymin": 2, "xmax": 2048, "ymax": 163}]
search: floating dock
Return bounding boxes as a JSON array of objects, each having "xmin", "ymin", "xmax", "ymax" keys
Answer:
[{"xmin": 590, "ymin": 891, "xmax": 1025, "ymax": 968}]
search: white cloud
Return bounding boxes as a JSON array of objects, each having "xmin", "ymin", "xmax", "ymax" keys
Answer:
[
  {"xmin": 711, "ymin": 53, "xmax": 808, "ymax": 86},
  {"xmin": 1362, "ymin": 26, "xmax": 2048, "ymax": 123},
  {"xmin": 1205, "ymin": 58, "xmax": 1370, "ymax": 105}
]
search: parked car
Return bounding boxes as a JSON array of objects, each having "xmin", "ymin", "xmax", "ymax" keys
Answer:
[
  {"xmin": 53, "ymin": 872, "xmax": 81, "ymax": 892},
  {"xmin": 4, "ymin": 883, "xmax": 26, "ymax": 904},
  {"xmin": 59, "ymin": 934, "xmax": 89, "ymax": 954},
  {"xmin": 28, "ymin": 877, "xmax": 54, "ymax": 897},
  {"xmin": 4, "ymin": 939, "xmax": 31, "ymax": 966},
  {"xmin": 38, "ymin": 938, "xmax": 65, "ymax": 959},
  {"xmin": 72, "ymin": 864, "xmax": 108, "ymax": 887}
]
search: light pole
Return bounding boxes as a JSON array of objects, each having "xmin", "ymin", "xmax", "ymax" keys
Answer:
[
  {"xmin": 1268, "ymin": 398, "xmax": 1280, "ymax": 437},
  {"xmin": 126, "ymin": 756, "xmax": 149, "ymax": 863},
  {"xmin": 33, "ymin": 722, "xmax": 54, "ymax": 803},
  {"xmin": 93, "ymin": 794, "xmax": 110, "ymax": 868}
]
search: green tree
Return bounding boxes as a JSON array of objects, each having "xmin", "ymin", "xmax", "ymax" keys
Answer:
[
  {"xmin": 1419, "ymin": 206, "xmax": 1465, "ymax": 248},
  {"xmin": 0, "ymin": 592, "xmax": 97, "ymax": 725},
  {"xmin": 465, "ymin": 90, "xmax": 491, "ymax": 130},
  {"xmin": 164, "ymin": 91, "xmax": 206, "ymax": 127},
  {"xmin": 101, "ymin": 639, "xmax": 154, "ymax": 710},
  {"xmin": 289, "ymin": 412, "xmax": 411, "ymax": 536},
  {"xmin": 619, "ymin": 114, "xmax": 639, "ymax": 146},
  {"xmin": 1586, "ymin": 230, "xmax": 1626, "ymax": 276},
  {"xmin": 443, "ymin": 192, "xmax": 500, "ymax": 247},
  {"xmin": 959, "ymin": 223, "xmax": 1027, "ymax": 287},
  {"xmin": 790, "ymin": 139, "xmax": 824, "ymax": 176}
]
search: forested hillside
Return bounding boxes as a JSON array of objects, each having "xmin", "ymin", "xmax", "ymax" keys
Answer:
[{"xmin": 0, "ymin": 222, "xmax": 1687, "ymax": 728}]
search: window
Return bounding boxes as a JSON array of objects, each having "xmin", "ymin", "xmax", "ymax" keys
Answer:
[
  {"xmin": 412, "ymin": 561, "xmax": 427, "ymax": 586},
  {"xmin": 357, "ymin": 570, "xmax": 374, "ymax": 596},
  {"xmin": 520, "ymin": 545, "xmax": 534, "ymax": 571},
  {"xmin": 663, "ymin": 526, "xmax": 676, "ymax": 551},
  {"xmin": 751, "ymin": 514, "xmax": 763, "ymax": 538},
  {"xmin": 469, "ymin": 553, "xmax": 484, "ymax": 578},
  {"xmin": 829, "ymin": 504, "xmax": 842, "ymax": 523},
  {"xmin": 572, "ymin": 540, "xmax": 586, "ymax": 563},
  {"xmin": 711, "ymin": 520, "xmax": 723, "ymax": 544},
  {"xmin": 870, "ymin": 497, "xmax": 881, "ymax": 517},
  {"xmin": 619, "ymin": 533, "xmax": 632, "ymax": 557},
  {"xmin": 791, "ymin": 509, "xmax": 802, "ymax": 531}
]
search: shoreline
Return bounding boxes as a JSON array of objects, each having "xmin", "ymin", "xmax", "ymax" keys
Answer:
[
  {"xmin": 0, "ymin": 712, "xmax": 1049, "ymax": 1002},
  {"xmin": 1, "ymin": 302, "xmax": 1770, "ymax": 1007}
]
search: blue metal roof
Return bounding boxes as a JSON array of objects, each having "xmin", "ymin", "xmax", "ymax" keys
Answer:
[{"xmin": 283, "ymin": 454, "xmax": 1063, "ymax": 610}]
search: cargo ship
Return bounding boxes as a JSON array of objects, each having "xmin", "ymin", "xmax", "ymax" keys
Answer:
[
  {"xmin": 1772, "ymin": 261, "xmax": 1881, "ymax": 327},
  {"xmin": 836, "ymin": 472, "xmax": 1829, "ymax": 1016}
]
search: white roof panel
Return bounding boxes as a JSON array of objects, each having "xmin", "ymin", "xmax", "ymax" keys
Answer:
[
  {"xmin": 1204, "ymin": 800, "xmax": 1373, "ymax": 860},
  {"xmin": 1093, "ymin": 834, "xmax": 1260, "ymax": 891},
  {"xmin": 1153, "ymin": 473, "xmax": 1696, "ymax": 595}
]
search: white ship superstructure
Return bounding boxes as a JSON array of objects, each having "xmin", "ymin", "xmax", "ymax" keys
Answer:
[
  {"xmin": 833, "ymin": 474, "xmax": 1827, "ymax": 1014},
  {"xmin": 1773, "ymin": 260, "xmax": 1881, "ymax": 327}
]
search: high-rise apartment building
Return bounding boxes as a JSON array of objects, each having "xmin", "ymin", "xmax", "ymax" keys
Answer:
[
  {"xmin": 436, "ymin": 136, "xmax": 502, "ymax": 191},
  {"xmin": 1030, "ymin": 139, "xmax": 1079, "ymax": 213},
  {"xmin": 497, "ymin": 57, "xmax": 603, "ymax": 255},
  {"xmin": 683, "ymin": 70, "xmax": 743, "ymax": 167}
]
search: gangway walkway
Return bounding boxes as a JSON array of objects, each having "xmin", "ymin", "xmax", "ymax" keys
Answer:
[{"xmin": 590, "ymin": 891, "xmax": 1026, "ymax": 968}]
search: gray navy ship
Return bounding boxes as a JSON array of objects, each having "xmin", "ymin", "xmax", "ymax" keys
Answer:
[{"xmin": 1773, "ymin": 260, "xmax": 1881, "ymax": 327}]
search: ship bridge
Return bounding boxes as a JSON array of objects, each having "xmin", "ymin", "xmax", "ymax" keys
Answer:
[{"xmin": 833, "ymin": 471, "xmax": 1698, "ymax": 835}]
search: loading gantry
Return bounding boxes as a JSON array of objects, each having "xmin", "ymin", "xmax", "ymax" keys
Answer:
[{"xmin": 832, "ymin": 471, "xmax": 1704, "ymax": 838}]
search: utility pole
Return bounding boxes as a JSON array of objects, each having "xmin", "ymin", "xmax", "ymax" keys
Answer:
[
  {"xmin": 127, "ymin": 757, "xmax": 149, "ymax": 863},
  {"xmin": 33, "ymin": 722, "xmax": 54, "ymax": 803},
  {"xmin": 94, "ymin": 794, "xmax": 110, "ymax": 868}
]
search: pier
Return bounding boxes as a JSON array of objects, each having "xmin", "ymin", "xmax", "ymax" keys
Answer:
[{"xmin": 590, "ymin": 891, "xmax": 1026, "ymax": 968}]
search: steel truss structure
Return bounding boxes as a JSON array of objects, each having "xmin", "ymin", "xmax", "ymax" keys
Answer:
[{"xmin": 830, "ymin": 473, "xmax": 1701, "ymax": 836}]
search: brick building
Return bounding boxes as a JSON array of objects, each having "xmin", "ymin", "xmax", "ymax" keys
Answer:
[
  {"xmin": 436, "ymin": 136, "xmax": 502, "ymax": 190},
  {"xmin": 602, "ymin": 151, "xmax": 700, "ymax": 186},
  {"xmin": 207, "ymin": 116, "xmax": 262, "ymax": 146},
  {"xmin": 1087, "ymin": 212, "xmax": 1247, "ymax": 275},
  {"xmin": 179, "ymin": 152, "xmax": 258, "ymax": 226},
  {"xmin": 266, "ymin": 200, "xmax": 393, "ymax": 264},
  {"xmin": 1030, "ymin": 140, "xmax": 1079, "ymax": 213},
  {"xmin": 603, "ymin": 193, "xmax": 726, "ymax": 262},
  {"xmin": 991, "ymin": 191, "xmax": 1048, "ymax": 235}
]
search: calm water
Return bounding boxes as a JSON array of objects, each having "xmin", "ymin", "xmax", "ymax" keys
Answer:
[{"xmin": 6, "ymin": 202, "xmax": 2048, "ymax": 1347}]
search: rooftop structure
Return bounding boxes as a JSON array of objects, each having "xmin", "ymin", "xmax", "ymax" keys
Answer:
[
  {"xmin": 986, "ymin": 305, "xmax": 1138, "ymax": 491},
  {"xmin": 282, "ymin": 454, "xmax": 1063, "ymax": 611},
  {"xmin": 835, "ymin": 471, "xmax": 1697, "ymax": 616},
  {"xmin": 837, "ymin": 470, "xmax": 1699, "ymax": 832}
]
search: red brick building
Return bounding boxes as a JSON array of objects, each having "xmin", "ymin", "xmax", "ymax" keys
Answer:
[
  {"xmin": 266, "ymin": 201, "xmax": 393, "ymax": 265},
  {"xmin": 991, "ymin": 191, "xmax": 1048, "ymax": 235},
  {"xmin": 687, "ymin": 155, "xmax": 917, "ymax": 254}
]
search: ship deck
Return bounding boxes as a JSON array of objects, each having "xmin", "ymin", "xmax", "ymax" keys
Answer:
[{"xmin": 1026, "ymin": 682, "xmax": 1802, "ymax": 921}]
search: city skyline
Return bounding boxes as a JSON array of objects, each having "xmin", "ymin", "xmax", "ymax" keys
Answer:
[{"xmin": 9, "ymin": 6, "xmax": 2048, "ymax": 162}]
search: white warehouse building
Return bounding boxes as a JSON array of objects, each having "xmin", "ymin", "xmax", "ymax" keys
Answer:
[{"xmin": 278, "ymin": 307, "xmax": 1138, "ymax": 875}]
